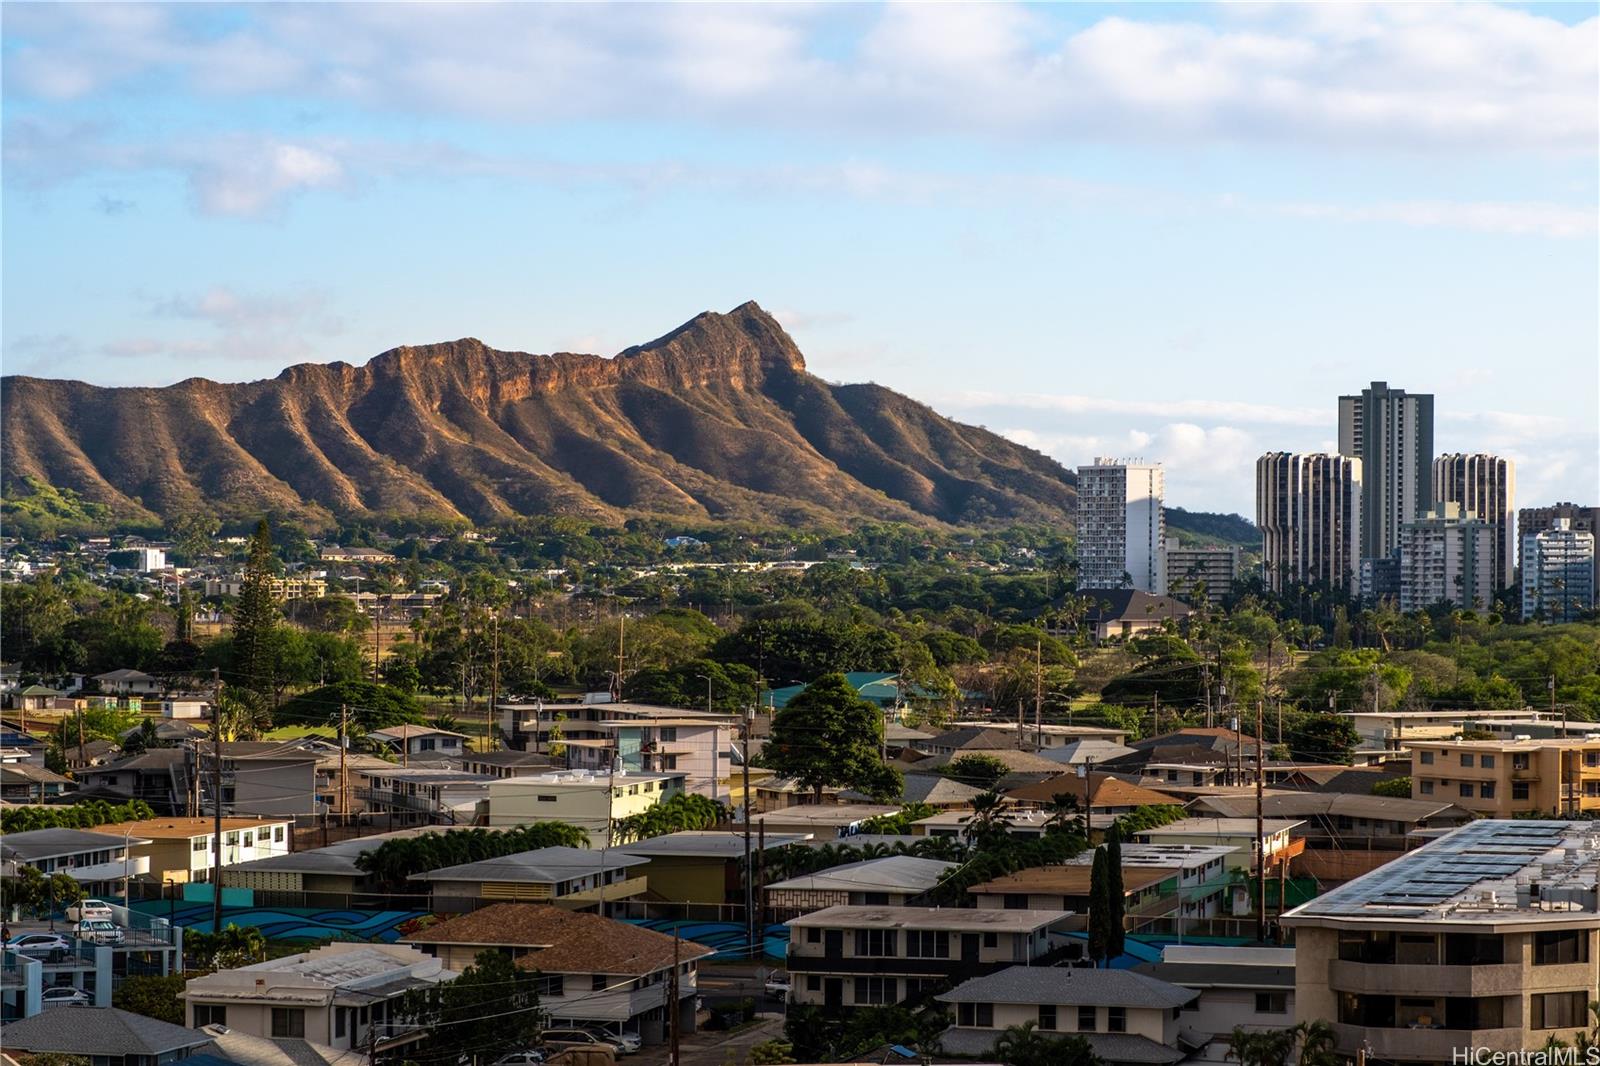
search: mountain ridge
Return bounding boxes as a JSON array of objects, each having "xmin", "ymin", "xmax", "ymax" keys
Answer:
[{"xmin": 2, "ymin": 302, "xmax": 1077, "ymax": 530}]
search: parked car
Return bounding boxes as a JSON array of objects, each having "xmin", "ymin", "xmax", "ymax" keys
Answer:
[
  {"xmin": 6, "ymin": 933, "xmax": 72, "ymax": 961},
  {"xmin": 66, "ymin": 899, "xmax": 114, "ymax": 923},
  {"xmin": 764, "ymin": 974, "xmax": 790, "ymax": 1001},
  {"xmin": 540, "ymin": 1030, "xmax": 610, "ymax": 1052},
  {"xmin": 490, "ymin": 1052, "xmax": 545, "ymax": 1065},
  {"xmin": 41, "ymin": 986, "xmax": 92, "ymax": 1008},
  {"xmin": 74, "ymin": 919, "xmax": 125, "ymax": 946},
  {"xmin": 583, "ymin": 1029, "xmax": 640, "ymax": 1055}
]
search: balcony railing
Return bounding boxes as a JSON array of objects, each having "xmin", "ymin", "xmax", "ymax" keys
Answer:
[
  {"xmin": 1331, "ymin": 1022, "xmax": 1522, "ymax": 1059},
  {"xmin": 1328, "ymin": 960, "xmax": 1527, "ymax": 996},
  {"xmin": 785, "ymin": 954, "xmax": 982, "ymax": 978}
]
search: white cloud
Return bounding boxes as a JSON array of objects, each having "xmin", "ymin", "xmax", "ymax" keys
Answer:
[
  {"xmin": 936, "ymin": 389, "xmax": 1322, "ymax": 426},
  {"xmin": 3, "ymin": 3, "xmax": 1594, "ymax": 151},
  {"xmin": 1270, "ymin": 198, "xmax": 1598, "ymax": 238}
]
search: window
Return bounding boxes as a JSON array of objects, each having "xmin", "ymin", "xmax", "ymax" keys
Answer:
[
  {"xmin": 335, "ymin": 1008, "xmax": 346, "ymax": 1038},
  {"xmin": 1513, "ymin": 782, "xmax": 1530, "ymax": 801},
  {"xmin": 1003, "ymin": 894, "xmax": 1028, "ymax": 910},
  {"xmin": 593, "ymin": 974, "xmax": 609, "ymax": 991},
  {"xmin": 957, "ymin": 1003, "xmax": 994, "ymax": 1027},
  {"xmin": 906, "ymin": 931, "xmax": 949, "ymax": 958},
  {"xmin": 273, "ymin": 826, "xmax": 285, "ymax": 842},
  {"xmin": 420, "ymin": 738, "xmax": 436, "ymax": 751},
  {"xmin": 243, "ymin": 833, "xmax": 253, "ymax": 847},
  {"xmin": 1108, "ymin": 1007, "xmax": 1126, "ymax": 1033},
  {"xmin": 272, "ymin": 1009, "xmax": 306, "ymax": 1038},
  {"xmin": 1480, "ymin": 783, "xmax": 1495, "ymax": 799},
  {"xmin": 224, "ymin": 832, "xmax": 239, "ymax": 846},
  {"xmin": 806, "ymin": 928, "xmax": 820, "ymax": 944},
  {"xmin": 1460, "ymin": 754, "xmax": 1474, "ymax": 767},
  {"xmin": 192, "ymin": 837, "xmax": 208, "ymax": 852},
  {"xmin": 1480, "ymin": 755, "xmax": 1495, "ymax": 769},
  {"xmin": 854, "ymin": 929, "xmax": 897, "ymax": 957},
  {"xmin": 806, "ymin": 976, "xmax": 820, "ymax": 992},
  {"xmin": 537, "ymin": 975, "xmax": 564, "ymax": 997},
  {"xmin": 1512, "ymin": 753, "xmax": 1530, "ymax": 770},
  {"xmin": 854, "ymin": 977, "xmax": 896, "ymax": 1005},
  {"xmin": 660, "ymin": 727, "xmax": 677, "ymax": 742},
  {"xmin": 1459, "ymin": 783, "xmax": 1473, "ymax": 798},
  {"xmin": 194, "ymin": 1005, "xmax": 227, "ymax": 1027},
  {"xmin": 1255, "ymin": 993, "xmax": 1287, "ymax": 1015},
  {"xmin": 1077, "ymin": 1006, "xmax": 1096, "ymax": 1031},
  {"xmin": 1420, "ymin": 780, "xmax": 1435, "ymax": 795},
  {"xmin": 1420, "ymin": 751, "xmax": 1434, "ymax": 765},
  {"xmin": 1534, "ymin": 930, "xmax": 1589, "ymax": 966},
  {"xmin": 1534, "ymin": 992, "xmax": 1589, "ymax": 1030},
  {"xmin": 1038, "ymin": 1005, "xmax": 1057, "ymax": 1031},
  {"xmin": 982, "ymin": 933, "xmax": 998, "ymax": 948}
]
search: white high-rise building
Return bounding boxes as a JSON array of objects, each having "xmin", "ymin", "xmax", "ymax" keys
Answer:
[
  {"xmin": 1521, "ymin": 519, "xmax": 1596, "ymax": 623},
  {"xmin": 1075, "ymin": 458, "xmax": 1165, "ymax": 593},
  {"xmin": 1255, "ymin": 453, "xmax": 1362, "ymax": 593},
  {"xmin": 1338, "ymin": 381, "xmax": 1434, "ymax": 562},
  {"xmin": 1433, "ymin": 453, "xmax": 1516, "ymax": 592},
  {"xmin": 1399, "ymin": 504, "xmax": 1495, "ymax": 613}
]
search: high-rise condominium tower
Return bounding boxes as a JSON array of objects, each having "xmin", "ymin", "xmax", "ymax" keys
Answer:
[
  {"xmin": 1338, "ymin": 381, "xmax": 1434, "ymax": 561},
  {"xmin": 1255, "ymin": 453, "xmax": 1362, "ymax": 593},
  {"xmin": 1433, "ymin": 453, "xmax": 1516, "ymax": 593},
  {"xmin": 1522, "ymin": 519, "xmax": 1596, "ymax": 623},
  {"xmin": 1399, "ymin": 504, "xmax": 1496, "ymax": 613},
  {"xmin": 1075, "ymin": 458, "xmax": 1165, "ymax": 593},
  {"xmin": 1518, "ymin": 503, "xmax": 1600, "ymax": 600}
]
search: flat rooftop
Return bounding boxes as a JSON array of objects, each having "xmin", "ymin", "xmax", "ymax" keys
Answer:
[
  {"xmin": 92, "ymin": 816, "xmax": 289, "ymax": 838},
  {"xmin": 364, "ymin": 767, "xmax": 497, "ymax": 786},
  {"xmin": 614, "ymin": 830, "xmax": 810, "ymax": 858},
  {"xmin": 967, "ymin": 864, "xmax": 1174, "ymax": 897},
  {"xmin": 767, "ymin": 855, "xmax": 956, "ymax": 894},
  {"xmin": 1283, "ymin": 820, "xmax": 1600, "ymax": 928},
  {"xmin": 1407, "ymin": 735, "xmax": 1600, "ymax": 751},
  {"xmin": 490, "ymin": 769, "xmax": 686, "ymax": 788},
  {"xmin": 787, "ymin": 905, "xmax": 1070, "ymax": 932},
  {"xmin": 1136, "ymin": 818, "xmax": 1304, "ymax": 837},
  {"xmin": 748, "ymin": 804, "xmax": 901, "ymax": 826},
  {"xmin": 1064, "ymin": 843, "xmax": 1238, "ymax": 869}
]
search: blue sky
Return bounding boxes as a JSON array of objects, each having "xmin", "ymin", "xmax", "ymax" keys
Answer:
[{"xmin": 3, "ymin": 2, "xmax": 1596, "ymax": 517}]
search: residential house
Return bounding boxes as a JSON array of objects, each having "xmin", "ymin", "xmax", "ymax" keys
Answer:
[
  {"xmin": 1135, "ymin": 945, "xmax": 1296, "ymax": 1050},
  {"xmin": 765, "ymin": 855, "xmax": 955, "ymax": 918},
  {"xmin": 0, "ymin": 1006, "xmax": 212, "ymax": 1066},
  {"xmin": 497, "ymin": 702, "xmax": 734, "ymax": 799},
  {"xmin": 749, "ymin": 804, "xmax": 902, "ymax": 841},
  {"xmin": 360, "ymin": 767, "xmax": 496, "ymax": 825},
  {"xmin": 65, "ymin": 738, "xmax": 123, "ymax": 771},
  {"xmin": 912, "ymin": 808, "xmax": 1052, "ymax": 841},
  {"xmin": 753, "ymin": 777, "xmax": 848, "ymax": 811},
  {"xmin": 195, "ymin": 1023, "xmax": 367, "ymax": 1066},
  {"xmin": 487, "ymin": 770, "xmax": 688, "ymax": 845},
  {"xmin": 181, "ymin": 943, "xmax": 453, "ymax": 1054},
  {"xmin": 1074, "ymin": 588, "xmax": 1193, "ymax": 641},
  {"xmin": 366, "ymin": 725, "xmax": 469, "ymax": 760},
  {"xmin": 936, "ymin": 966, "xmax": 1196, "ymax": 1066},
  {"xmin": 401, "ymin": 903, "xmax": 712, "ymax": 1046},
  {"xmin": 930, "ymin": 722, "xmax": 1130, "ymax": 753},
  {"xmin": 1034, "ymin": 739, "xmax": 1139, "ymax": 767},
  {"xmin": 1186, "ymin": 792, "xmax": 1472, "ymax": 850},
  {"xmin": 199, "ymin": 742, "xmax": 321, "ymax": 819},
  {"xmin": 408, "ymin": 845, "xmax": 650, "ymax": 911},
  {"xmin": 1063, "ymin": 844, "xmax": 1238, "ymax": 929},
  {"xmin": 0, "ymin": 828, "xmax": 152, "ymax": 895},
  {"xmin": 967, "ymin": 864, "xmax": 1179, "ymax": 933},
  {"xmin": 12, "ymin": 685, "xmax": 62, "ymax": 712},
  {"xmin": 318, "ymin": 546, "xmax": 396, "ymax": 564},
  {"xmin": 785, "ymin": 906, "xmax": 1071, "ymax": 1011},
  {"xmin": 92, "ymin": 669, "xmax": 162, "ymax": 696},
  {"xmin": 916, "ymin": 727, "xmax": 1024, "ymax": 757},
  {"xmin": 74, "ymin": 749, "xmax": 193, "ymax": 814},
  {"xmin": 0, "ymin": 763, "xmax": 76, "ymax": 803},
  {"xmin": 226, "ymin": 825, "xmax": 498, "ymax": 896},
  {"xmin": 92, "ymin": 816, "xmax": 291, "ymax": 885},
  {"xmin": 1130, "ymin": 818, "xmax": 1306, "ymax": 877},
  {"xmin": 1004, "ymin": 772, "xmax": 1182, "ymax": 820},
  {"xmin": 1282, "ymin": 819, "xmax": 1600, "ymax": 1061},
  {"xmin": 460, "ymin": 749, "xmax": 559, "ymax": 779},
  {"xmin": 614, "ymin": 830, "xmax": 809, "ymax": 906},
  {"xmin": 879, "ymin": 773, "xmax": 983, "ymax": 810}
]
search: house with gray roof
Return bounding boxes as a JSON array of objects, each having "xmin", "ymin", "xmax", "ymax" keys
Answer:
[
  {"xmin": 0, "ymin": 827, "xmax": 152, "ymax": 892},
  {"xmin": 1134, "ymin": 944, "xmax": 1296, "ymax": 1052},
  {"xmin": 0, "ymin": 1005, "xmax": 212, "ymax": 1065},
  {"xmin": 407, "ymin": 845, "xmax": 649, "ymax": 908},
  {"xmin": 937, "ymin": 966, "xmax": 1197, "ymax": 1064},
  {"xmin": 765, "ymin": 854, "xmax": 955, "ymax": 916}
]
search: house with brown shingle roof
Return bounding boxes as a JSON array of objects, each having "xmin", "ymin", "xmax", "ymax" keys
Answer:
[
  {"xmin": 400, "ymin": 903, "xmax": 714, "ymax": 1047},
  {"xmin": 1005, "ymin": 772, "xmax": 1181, "ymax": 813}
]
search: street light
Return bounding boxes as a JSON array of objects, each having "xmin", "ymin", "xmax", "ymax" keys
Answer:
[{"xmin": 695, "ymin": 675, "xmax": 714, "ymax": 715}]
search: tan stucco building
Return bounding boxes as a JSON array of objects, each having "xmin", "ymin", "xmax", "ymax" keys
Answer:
[{"xmin": 1410, "ymin": 736, "xmax": 1600, "ymax": 816}]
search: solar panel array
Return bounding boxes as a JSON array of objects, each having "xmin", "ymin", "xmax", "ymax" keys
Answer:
[{"xmin": 1294, "ymin": 820, "xmax": 1578, "ymax": 919}]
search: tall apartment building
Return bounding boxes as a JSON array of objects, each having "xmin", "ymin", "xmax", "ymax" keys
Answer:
[
  {"xmin": 1255, "ymin": 453, "xmax": 1362, "ymax": 593},
  {"xmin": 1163, "ymin": 537, "xmax": 1240, "ymax": 609},
  {"xmin": 1074, "ymin": 459, "xmax": 1166, "ymax": 593},
  {"xmin": 1338, "ymin": 381, "xmax": 1434, "ymax": 561},
  {"xmin": 1282, "ymin": 820, "xmax": 1600, "ymax": 1063},
  {"xmin": 1521, "ymin": 519, "xmax": 1596, "ymax": 623},
  {"xmin": 1519, "ymin": 503, "xmax": 1600, "ymax": 599},
  {"xmin": 1433, "ymin": 453, "xmax": 1516, "ymax": 591},
  {"xmin": 1399, "ymin": 505, "xmax": 1496, "ymax": 613}
]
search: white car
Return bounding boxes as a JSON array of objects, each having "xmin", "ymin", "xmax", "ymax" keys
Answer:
[
  {"xmin": 491, "ymin": 1052, "xmax": 546, "ymax": 1065},
  {"xmin": 74, "ymin": 919, "xmax": 125, "ymax": 946},
  {"xmin": 585, "ymin": 1029, "xmax": 640, "ymax": 1055},
  {"xmin": 67, "ymin": 899, "xmax": 115, "ymax": 923},
  {"xmin": 41, "ymin": 986, "xmax": 92, "ymax": 1008},
  {"xmin": 7, "ymin": 933, "xmax": 72, "ymax": 961},
  {"xmin": 764, "ymin": 976, "xmax": 791, "ymax": 1001}
]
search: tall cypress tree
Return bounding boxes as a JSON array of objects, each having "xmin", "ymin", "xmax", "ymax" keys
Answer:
[
  {"xmin": 231, "ymin": 519, "xmax": 280, "ymax": 701},
  {"xmin": 1087, "ymin": 846, "xmax": 1109, "ymax": 967},
  {"xmin": 1105, "ymin": 829, "xmax": 1126, "ymax": 962}
]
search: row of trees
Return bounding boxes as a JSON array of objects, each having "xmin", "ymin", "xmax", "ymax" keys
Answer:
[
  {"xmin": 355, "ymin": 823, "xmax": 589, "ymax": 892},
  {"xmin": 0, "ymin": 798, "xmax": 156, "ymax": 834}
]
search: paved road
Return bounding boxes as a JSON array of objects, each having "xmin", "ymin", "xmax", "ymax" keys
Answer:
[{"xmin": 634, "ymin": 1014, "xmax": 784, "ymax": 1066}]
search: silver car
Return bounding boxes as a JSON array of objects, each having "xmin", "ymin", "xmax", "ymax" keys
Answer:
[{"xmin": 42, "ymin": 986, "xmax": 92, "ymax": 1008}]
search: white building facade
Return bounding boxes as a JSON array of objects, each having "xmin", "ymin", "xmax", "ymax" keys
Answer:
[
  {"xmin": 1256, "ymin": 453, "xmax": 1362, "ymax": 593},
  {"xmin": 1521, "ymin": 519, "xmax": 1596, "ymax": 623},
  {"xmin": 1075, "ymin": 458, "xmax": 1165, "ymax": 594},
  {"xmin": 1399, "ymin": 504, "xmax": 1496, "ymax": 613}
]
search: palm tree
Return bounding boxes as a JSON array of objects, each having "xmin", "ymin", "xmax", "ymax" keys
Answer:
[
  {"xmin": 1290, "ymin": 1020, "xmax": 1338, "ymax": 1066},
  {"xmin": 989, "ymin": 1022, "xmax": 1098, "ymax": 1066},
  {"xmin": 1226, "ymin": 1026, "xmax": 1295, "ymax": 1066},
  {"xmin": 1043, "ymin": 792, "xmax": 1085, "ymax": 838},
  {"xmin": 961, "ymin": 790, "xmax": 1014, "ymax": 847}
]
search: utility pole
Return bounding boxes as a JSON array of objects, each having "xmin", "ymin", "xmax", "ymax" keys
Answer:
[
  {"xmin": 1082, "ymin": 755, "xmax": 1095, "ymax": 837},
  {"xmin": 339, "ymin": 704, "xmax": 349, "ymax": 828},
  {"xmin": 77, "ymin": 704, "xmax": 85, "ymax": 766},
  {"xmin": 742, "ymin": 706, "xmax": 755, "ymax": 956},
  {"xmin": 1201, "ymin": 664, "xmax": 1212, "ymax": 729},
  {"xmin": 1255, "ymin": 699, "xmax": 1267, "ymax": 944},
  {"xmin": 210, "ymin": 666, "xmax": 225, "ymax": 934},
  {"xmin": 667, "ymin": 929, "xmax": 681, "ymax": 1066},
  {"xmin": 1150, "ymin": 692, "xmax": 1159, "ymax": 739},
  {"xmin": 1033, "ymin": 637, "xmax": 1043, "ymax": 751},
  {"xmin": 488, "ymin": 608, "xmax": 501, "ymax": 755}
]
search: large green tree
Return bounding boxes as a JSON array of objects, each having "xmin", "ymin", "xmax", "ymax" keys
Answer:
[
  {"xmin": 763, "ymin": 673, "xmax": 900, "ymax": 801},
  {"xmin": 400, "ymin": 950, "xmax": 544, "ymax": 1063}
]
